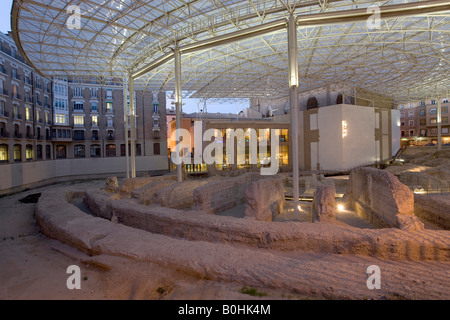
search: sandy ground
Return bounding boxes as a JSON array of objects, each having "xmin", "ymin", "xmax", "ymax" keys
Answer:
[{"xmin": 1, "ymin": 179, "xmax": 449, "ymax": 300}]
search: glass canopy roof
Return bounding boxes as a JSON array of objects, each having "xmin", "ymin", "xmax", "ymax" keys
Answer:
[{"xmin": 11, "ymin": 0, "xmax": 450, "ymax": 103}]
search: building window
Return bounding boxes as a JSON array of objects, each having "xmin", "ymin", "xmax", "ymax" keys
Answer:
[
  {"xmin": 56, "ymin": 145, "xmax": 66, "ymax": 159},
  {"xmin": 401, "ymin": 121, "xmax": 405, "ymax": 127},
  {"xmin": 90, "ymin": 88, "xmax": 97, "ymax": 99},
  {"xmin": 12, "ymin": 68, "xmax": 17, "ymax": 79},
  {"xmin": 420, "ymin": 101, "xmax": 425, "ymax": 106},
  {"xmin": 74, "ymin": 130, "xmax": 85, "ymax": 141},
  {"xmin": 12, "ymin": 85, "xmax": 18, "ymax": 98},
  {"xmin": 107, "ymin": 117, "xmax": 113, "ymax": 127},
  {"xmin": 73, "ymin": 87, "xmax": 83, "ymax": 97},
  {"xmin": 74, "ymin": 115, "xmax": 84, "ymax": 126},
  {"xmin": 73, "ymin": 101, "xmax": 84, "ymax": 111},
  {"xmin": 74, "ymin": 145, "xmax": 85, "ymax": 158},
  {"xmin": 26, "ymin": 107, "xmax": 31, "ymax": 121},
  {"xmin": 430, "ymin": 118, "xmax": 437, "ymax": 124},
  {"xmin": 400, "ymin": 112, "xmax": 404, "ymax": 118},
  {"xmin": 153, "ymin": 104, "xmax": 158, "ymax": 113},
  {"xmin": 136, "ymin": 144, "xmax": 141, "ymax": 156},
  {"xmin": 420, "ymin": 119, "xmax": 426, "ymax": 125},
  {"xmin": 0, "ymin": 144, "xmax": 8, "ymax": 162},
  {"xmin": 106, "ymin": 102, "xmax": 113, "ymax": 113},
  {"xmin": 46, "ymin": 145, "xmax": 51, "ymax": 159},
  {"xmin": 430, "ymin": 128, "xmax": 438, "ymax": 135},
  {"xmin": 91, "ymin": 102, "xmax": 98, "ymax": 112},
  {"xmin": 431, "ymin": 100, "xmax": 436, "ymax": 105},
  {"xmin": 36, "ymin": 111, "xmax": 40, "ymax": 123},
  {"xmin": 153, "ymin": 142, "xmax": 160, "ymax": 155},
  {"xmin": 0, "ymin": 100, "xmax": 5, "ymax": 116},
  {"xmin": 408, "ymin": 120, "xmax": 414, "ymax": 126},
  {"xmin": 399, "ymin": 104, "xmax": 404, "ymax": 109},
  {"xmin": 107, "ymin": 130, "xmax": 114, "ymax": 140},
  {"xmin": 401, "ymin": 130, "xmax": 405, "ymax": 137},
  {"xmin": 153, "ymin": 119, "xmax": 159, "ymax": 127},
  {"xmin": 14, "ymin": 145, "xmax": 21, "ymax": 162},
  {"xmin": 442, "ymin": 117, "xmax": 448, "ymax": 124},
  {"xmin": 106, "ymin": 90, "xmax": 113, "ymax": 100},
  {"xmin": 91, "ymin": 115, "xmax": 98, "ymax": 126},
  {"xmin": 37, "ymin": 145, "xmax": 42, "ymax": 160},
  {"xmin": 91, "ymin": 130, "xmax": 99, "ymax": 141},
  {"xmin": 55, "ymin": 114, "xmax": 67, "ymax": 125},
  {"xmin": 26, "ymin": 145, "xmax": 33, "ymax": 160},
  {"xmin": 409, "ymin": 130, "xmax": 414, "ymax": 137},
  {"xmin": 419, "ymin": 109, "xmax": 426, "ymax": 116},
  {"xmin": 408, "ymin": 111, "xmax": 414, "ymax": 117},
  {"xmin": 106, "ymin": 144, "xmax": 116, "ymax": 157},
  {"xmin": 420, "ymin": 129, "xmax": 427, "ymax": 137},
  {"xmin": 153, "ymin": 130, "xmax": 160, "ymax": 139},
  {"xmin": 90, "ymin": 144, "xmax": 101, "ymax": 157},
  {"xmin": 442, "ymin": 107, "xmax": 448, "ymax": 114},
  {"xmin": 120, "ymin": 144, "xmax": 128, "ymax": 156},
  {"xmin": 442, "ymin": 128, "xmax": 449, "ymax": 134},
  {"xmin": 429, "ymin": 108, "xmax": 437, "ymax": 115}
]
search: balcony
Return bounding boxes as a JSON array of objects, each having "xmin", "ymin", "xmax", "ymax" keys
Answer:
[
  {"xmin": 91, "ymin": 136, "xmax": 99, "ymax": 141},
  {"xmin": 36, "ymin": 100, "xmax": 42, "ymax": 106},
  {"xmin": 24, "ymin": 78, "xmax": 32, "ymax": 86},
  {"xmin": 24, "ymin": 96, "xmax": 33, "ymax": 103},
  {"xmin": 38, "ymin": 119, "xmax": 44, "ymax": 124},
  {"xmin": 12, "ymin": 93, "xmax": 21, "ymax": 100},
  {"xmin": 15, "ymin": 133, "xmax": 23, "ymax": 139},
  {"xmin": 0, "ymin": 88, "xmax": 8, "ymax": 96},
  {"xmin": 45, "ymin": 104, "xmax": 51, "ymax": 109},
  {"xmin": 13, "ymin": 114, "xmax": 23, "ymax": 120},
  {"xmin": 0, "ymin": 131, "xmax": 9, "ymax": 138},
  {"xmin": 26, "ymin": 134, "xmax": 34, "ymax": 139},
  {"xmin": 107, "ymin": 134, "xmax": 115, "ymax": 141},
  {"xmin": 0, "ymin": 65, "xmax": 7, "ymax": 75},
  {"xmin": 0, "ymin": 111, "xmax": 9, "ymax": 118}
]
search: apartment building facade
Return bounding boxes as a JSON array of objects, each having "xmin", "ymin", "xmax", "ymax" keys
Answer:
[
  {"xmin": 0, "ymin": 32, "xmax": 168, "ymax": 194},
  {"xmin": 0, "ymin": 32, "xmax": 53, "ymax": 164},
  {"xmin": 52, "ymin": 76, "xmax": 167, "ymax": 161},
  {"xmin": 398, "ymin": 99, "xmax": 450, "ymax": 146}
]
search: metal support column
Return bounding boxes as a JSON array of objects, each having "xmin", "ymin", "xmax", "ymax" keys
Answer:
[
  {"xmin": 129, "ymin": 74, "xmax": 136, "ymax": 178},
  {"xmin": 437, "ymin": 98, "xmax": 442, "ymax": 150},
  {"xmin": 123, "ymin": 78, "xmax": 130, "ymax": 178},
  {"xmin": 174, "ymin": 46, "xmax": 183, "ymax": 182},
  {"xmin": 288, "ymin": 14, "xmax": 300, "ymax": 217}
]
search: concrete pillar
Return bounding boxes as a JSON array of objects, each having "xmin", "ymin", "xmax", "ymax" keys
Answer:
[
  {"xmin": 123, "ymin": 78, "xmax": 130, "ymax": 178},
  {"xmin": 129, "ymin": 74, "xmax": 136, "ymax": 178},
  {"xmin": 288, "ymin": 14, "xmax": 300, "ymax": 217},
  {"xmin": 437, "ymin": 98, "xmax": 442, "ymax": 150},
  {"xmin": 175, "ymin": 46, "xmax": 183, "ymax": 182}
]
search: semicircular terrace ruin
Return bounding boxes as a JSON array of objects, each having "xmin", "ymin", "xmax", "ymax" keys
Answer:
[{"xmin": 34, "ymin": 170, "xmax": 450, "ymax": 299}]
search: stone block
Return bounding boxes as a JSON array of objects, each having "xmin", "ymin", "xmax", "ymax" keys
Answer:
[
  {"xmin": 105, "ymin": 177, "xmax": 118, "ymax": 193},
  {"xmin": 346, "ymin": 167, "xmax": 420, "ymax": 230},
  {"xmin": 312, "ymin": 185, "xmax": 336, "ymax": 223},
  {"xmin": 244, "ymin": 177, "xmax": 285, "ymax": 221},
  {"xmin": 193, "ymin": 172, "xmax": 262, "ymax": 214}
]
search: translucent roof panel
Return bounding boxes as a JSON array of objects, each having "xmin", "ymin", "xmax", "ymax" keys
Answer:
[{"xmin": 11, "ymin": 0, "xmax": 450, "ymax": 102}]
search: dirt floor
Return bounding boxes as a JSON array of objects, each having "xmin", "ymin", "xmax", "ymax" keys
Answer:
[{"xmin": 0, "ymin": 179, "xmax": 449, "ymax": 300}]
